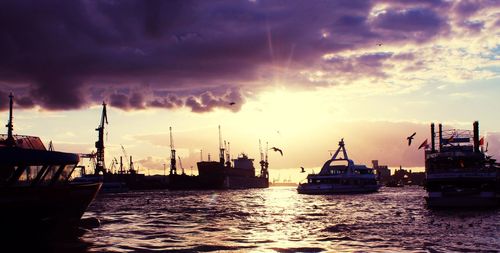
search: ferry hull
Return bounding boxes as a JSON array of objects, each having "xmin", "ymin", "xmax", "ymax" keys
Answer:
[
  {"xmin": 425, "ymin": 192, "xmax": 498, "ymax": 208},
  {"xmin": 297, "ymin": 183, "xmax": 380, "ymax": 195},
  {"xmin": 0, "ymin": 182, "xmax": 102, "ymax": 228}
]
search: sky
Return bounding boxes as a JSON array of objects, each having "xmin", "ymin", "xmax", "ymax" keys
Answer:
[{"xmin": 1, "ymin": 0, "xmax": 499, "ymax": 181}]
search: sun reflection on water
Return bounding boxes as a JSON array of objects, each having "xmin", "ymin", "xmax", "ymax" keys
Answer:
[{"xmin": 83, "ymin": 187, "xmax": 500, "ymax": 253}]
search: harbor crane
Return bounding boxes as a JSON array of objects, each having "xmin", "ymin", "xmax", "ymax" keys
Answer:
[
  {"xmin": 95, "ymin": 102, "xmax": 108, "ymax": 175},
  {"xmin": 259, "ymin": 140, "xmax": 269, "ymax": 179},
  {"xmin": 121, "ymin": 145, "xmax": 135, "ymax": 174},
  {"xmin": 169, "ymin": 127, "xmax": 177, "ymax": 175},
  {"xmin": 178, "ymin": 156, "xmax": 185, "ymax": 175}
]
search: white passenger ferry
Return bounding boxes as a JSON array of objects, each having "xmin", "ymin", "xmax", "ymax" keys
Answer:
[{"xmin": 297, "ymin": 139, "xmax": 380, "ymax": 194}]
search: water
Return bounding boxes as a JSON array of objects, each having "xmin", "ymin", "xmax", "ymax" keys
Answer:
[{"xmin": 79, "ymin": 187, "xmax": 499, "ymax": 252}]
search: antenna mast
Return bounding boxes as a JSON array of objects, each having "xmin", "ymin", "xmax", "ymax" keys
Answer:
[
  {"xmin": 169, "ymin": 127, "xmax": 177, "ymax": 175},
  {"xmin": 95, "ymin": 102, "xmax": 108, "ymax": 174},
  {"xmin": 4, "ymin": 93, "xmax": 15, "ymax": 147}
]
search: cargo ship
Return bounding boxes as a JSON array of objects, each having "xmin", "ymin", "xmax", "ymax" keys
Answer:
[
  {"xmin": 424, "ymin": 122, "xmax": 499, "ymax": 208},
  {"xmin": 168, "ymin": 126, "xmax": 269, "ymax": 190}
]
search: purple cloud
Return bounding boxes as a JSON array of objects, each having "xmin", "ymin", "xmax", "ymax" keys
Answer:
[
  {"xmin": 0, "ymin": 0, "xmax": 495, "ymax": 112},
  {"xmin": 372, "ymin": 8, "xmax": 449, "ymax": 42}
]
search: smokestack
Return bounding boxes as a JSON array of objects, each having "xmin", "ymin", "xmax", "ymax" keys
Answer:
[
  {"xmin": 473, "ymin": 121, "xmax": 480, "ymax": 153},
  {"xmin": 431, "ymin": 123, "xmax": 436, "ymax": 152},
  {"xmin": 438, "ymin": 124, "xmax": 443, "ymax": 151}
]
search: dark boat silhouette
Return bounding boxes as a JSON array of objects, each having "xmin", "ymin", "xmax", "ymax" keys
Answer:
[
  {"xmin": 0, "ymin": 94, "xmax": 101, "ymax": 230},
  {"xmin": 424, "ymin": 122, "xmax": 499, "ymax": 208}
]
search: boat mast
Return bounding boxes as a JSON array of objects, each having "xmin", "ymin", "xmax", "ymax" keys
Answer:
[
  {"xmin": 330, "ymin": 138, "xmax": 348, "ymax": 160},
  {"xmin": 95, "ymin": 102, "xmax": 108, "ymax": 175},
  {"xmin": 218, "ymin": 125, "xmax": 225, "ymax": 165},
  {"xmin": 5, "ymin": 93, "xmax": 15, "ymax": 147},
  {"xmin": 169, "ymin": 126, "xmax": 177, "ymax": 175}
]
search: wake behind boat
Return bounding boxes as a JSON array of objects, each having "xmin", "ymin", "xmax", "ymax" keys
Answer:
[{"xmin": 297, "ymin": 139, "xmax": 380, "ymax": 194}]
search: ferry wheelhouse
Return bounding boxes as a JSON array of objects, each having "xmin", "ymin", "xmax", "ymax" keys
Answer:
[
  {"xmin": 0, "ymin": 94, "xmax": 101, "ymax": 229},
  {"xmin": 297, "ymin": 139, "xmax": 380, "ymax": 194},
  {"xmin": 424, "ymin": 122, "xmax": 499, "ymax": 208}
]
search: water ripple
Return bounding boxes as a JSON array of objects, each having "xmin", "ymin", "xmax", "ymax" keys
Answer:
[{"xmin": 81, "ymin": 187, "xmax": 499, "ymax": 252}]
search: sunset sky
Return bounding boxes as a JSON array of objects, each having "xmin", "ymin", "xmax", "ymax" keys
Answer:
[{"xmin": 1, "ymin": 0, "xmax": 499, "ymax": 180}]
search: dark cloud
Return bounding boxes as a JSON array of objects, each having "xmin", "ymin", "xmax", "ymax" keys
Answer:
[
  {"xmin": 324, "ymin": 52, "xmax": 394, "ymax": 80},
  {"xmin": 372, "ymin": 8, "xmax": 449, "ymax": 42},
  {"xmin": 149, "ymin": 95, "xmax": 184, "ymax": 109},
  {"xmin": 0, "ymin": 0, "xmax": 491, "ymax": 111},
  {"xmin": 109, "ymin": 92, "xmax": 147, "ymax": 111},
  {"xmin": 185, "ymin": 88, "xmax": 244, "ymax": 113},
  {"xmin": 453, "ymin": 0, "xmax": 482, "ymax": 18}
]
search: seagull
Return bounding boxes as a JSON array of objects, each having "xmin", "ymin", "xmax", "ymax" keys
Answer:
[
  {"xmin": 270, "ymin": 147, "xmax": 283, "ymax": 156},
  {"xmin": 300, "ymin": 167, "xmax": 305, "ymax": 173},
  {"xmin": 229, "ymin": 102, "xmax": 236, "ymax": 106},
  {"xmin": 407, "ymin": 132, "xmax": 416, "ymax": 146},
  {"xmin": 377, "ymin": 43, "xmax": 383, "ymax": 46}
]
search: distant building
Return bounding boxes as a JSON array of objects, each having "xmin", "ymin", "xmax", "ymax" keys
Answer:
[
  {"xmin": 372, "ymin": 160, "xmax": 391, "ymax": 183},
  {"xmin": 392, "ymin": 166, "xmax": 425, "ymax": 186}
]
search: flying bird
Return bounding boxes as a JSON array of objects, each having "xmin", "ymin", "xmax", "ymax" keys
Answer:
[
  {"xmin": 229, "ymin": 102, "xmax": 236, "ymax": 106},
  {"xmin": 270, "ymin": 147, "xmax": 283, "ymax": 156},
  {"xmin": 300, "ymin": 167, "xmax": 305, "ymax": 173},
  {"xmin": 377, "ymin": 43, "xmax": 383, "ymax": 46},
  {"xmin": 407, "ymin": 132, "xmax": 416, "ymax": 146}
]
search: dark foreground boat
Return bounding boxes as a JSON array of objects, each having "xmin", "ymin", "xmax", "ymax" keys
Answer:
[
  {"xmin": 424, "ymin": 122, "xmax": 499, "ymax": 208},
  {"xmin": 0, "ymin": 94, "xmax": 101, "ymax": 230}
]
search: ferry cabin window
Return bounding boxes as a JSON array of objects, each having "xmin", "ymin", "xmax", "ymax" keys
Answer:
[
  {"xmin": 57, "ymin": 164, "xmax": 76, "ymax": 182},
  {"xmin": 16, "ymin": 165, "xmax": 44, "ymax": 186},
  {"xmin": 0, "ymin": 165, "xmax": 16, "ymax": 183},
  {"xmin": 39, "ymin": 165, "xmax": 62, "ymax": 186},
  {"xmin": 329, "ymin": 169, "xmax": 345, "ymax": 175}
]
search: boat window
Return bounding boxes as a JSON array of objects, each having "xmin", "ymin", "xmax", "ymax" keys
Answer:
[
  {"xmin": 17, "ymin": 165, "xmax": 44, "ymax": 185},
  {"xmin": 57, "ymin": 164, "xmax": 76, "ymax": 182},
  {"xmin": 0, "ymin": 165, "xmax": 16, "ymax": 184},
  {"xmin": 39, "ymin": 165, "xmax": 62, "ymax": 186}
]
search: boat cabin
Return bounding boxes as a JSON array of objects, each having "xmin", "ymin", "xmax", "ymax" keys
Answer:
[{"xmin": 0, "ymin": 134, "xmax": 80, "ymax": 187}]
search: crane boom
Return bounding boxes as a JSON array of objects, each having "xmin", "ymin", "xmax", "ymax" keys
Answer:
[{"xmin": 178, "ymin": 156, "xmax": 185, "ymax": 175}]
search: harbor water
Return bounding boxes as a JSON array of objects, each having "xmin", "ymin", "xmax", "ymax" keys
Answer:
[{"xmin": 77, "ymin": 187, "xmax": 500, "ymax": 252}]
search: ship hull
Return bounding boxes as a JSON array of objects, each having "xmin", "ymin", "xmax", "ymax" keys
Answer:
[
  {"xmin": 0, "ymin": 182, "xmax": 101, "ymax": 228},
  {"xmin": 169, "ymin": 174, "xmax": 268, "ymax": 190},
  {"xmin": 181, "ymin": 160, "xmax": 269, "ymax": 190},
  {"xmin": 425, "ymin": 192, "xmax": 497, "ymax": 208},
  {"xmin": 222, "ymin": 175, "xmax": 269, "ymax": 189},
  {"xmin": 297, "ymin": 183, "xmax": 380, "ymax": 195}
]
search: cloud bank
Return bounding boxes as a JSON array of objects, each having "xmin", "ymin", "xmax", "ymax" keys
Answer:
[{"xmin": 0, "ymin": 0, "xmax": 498, "ymax": 111}]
